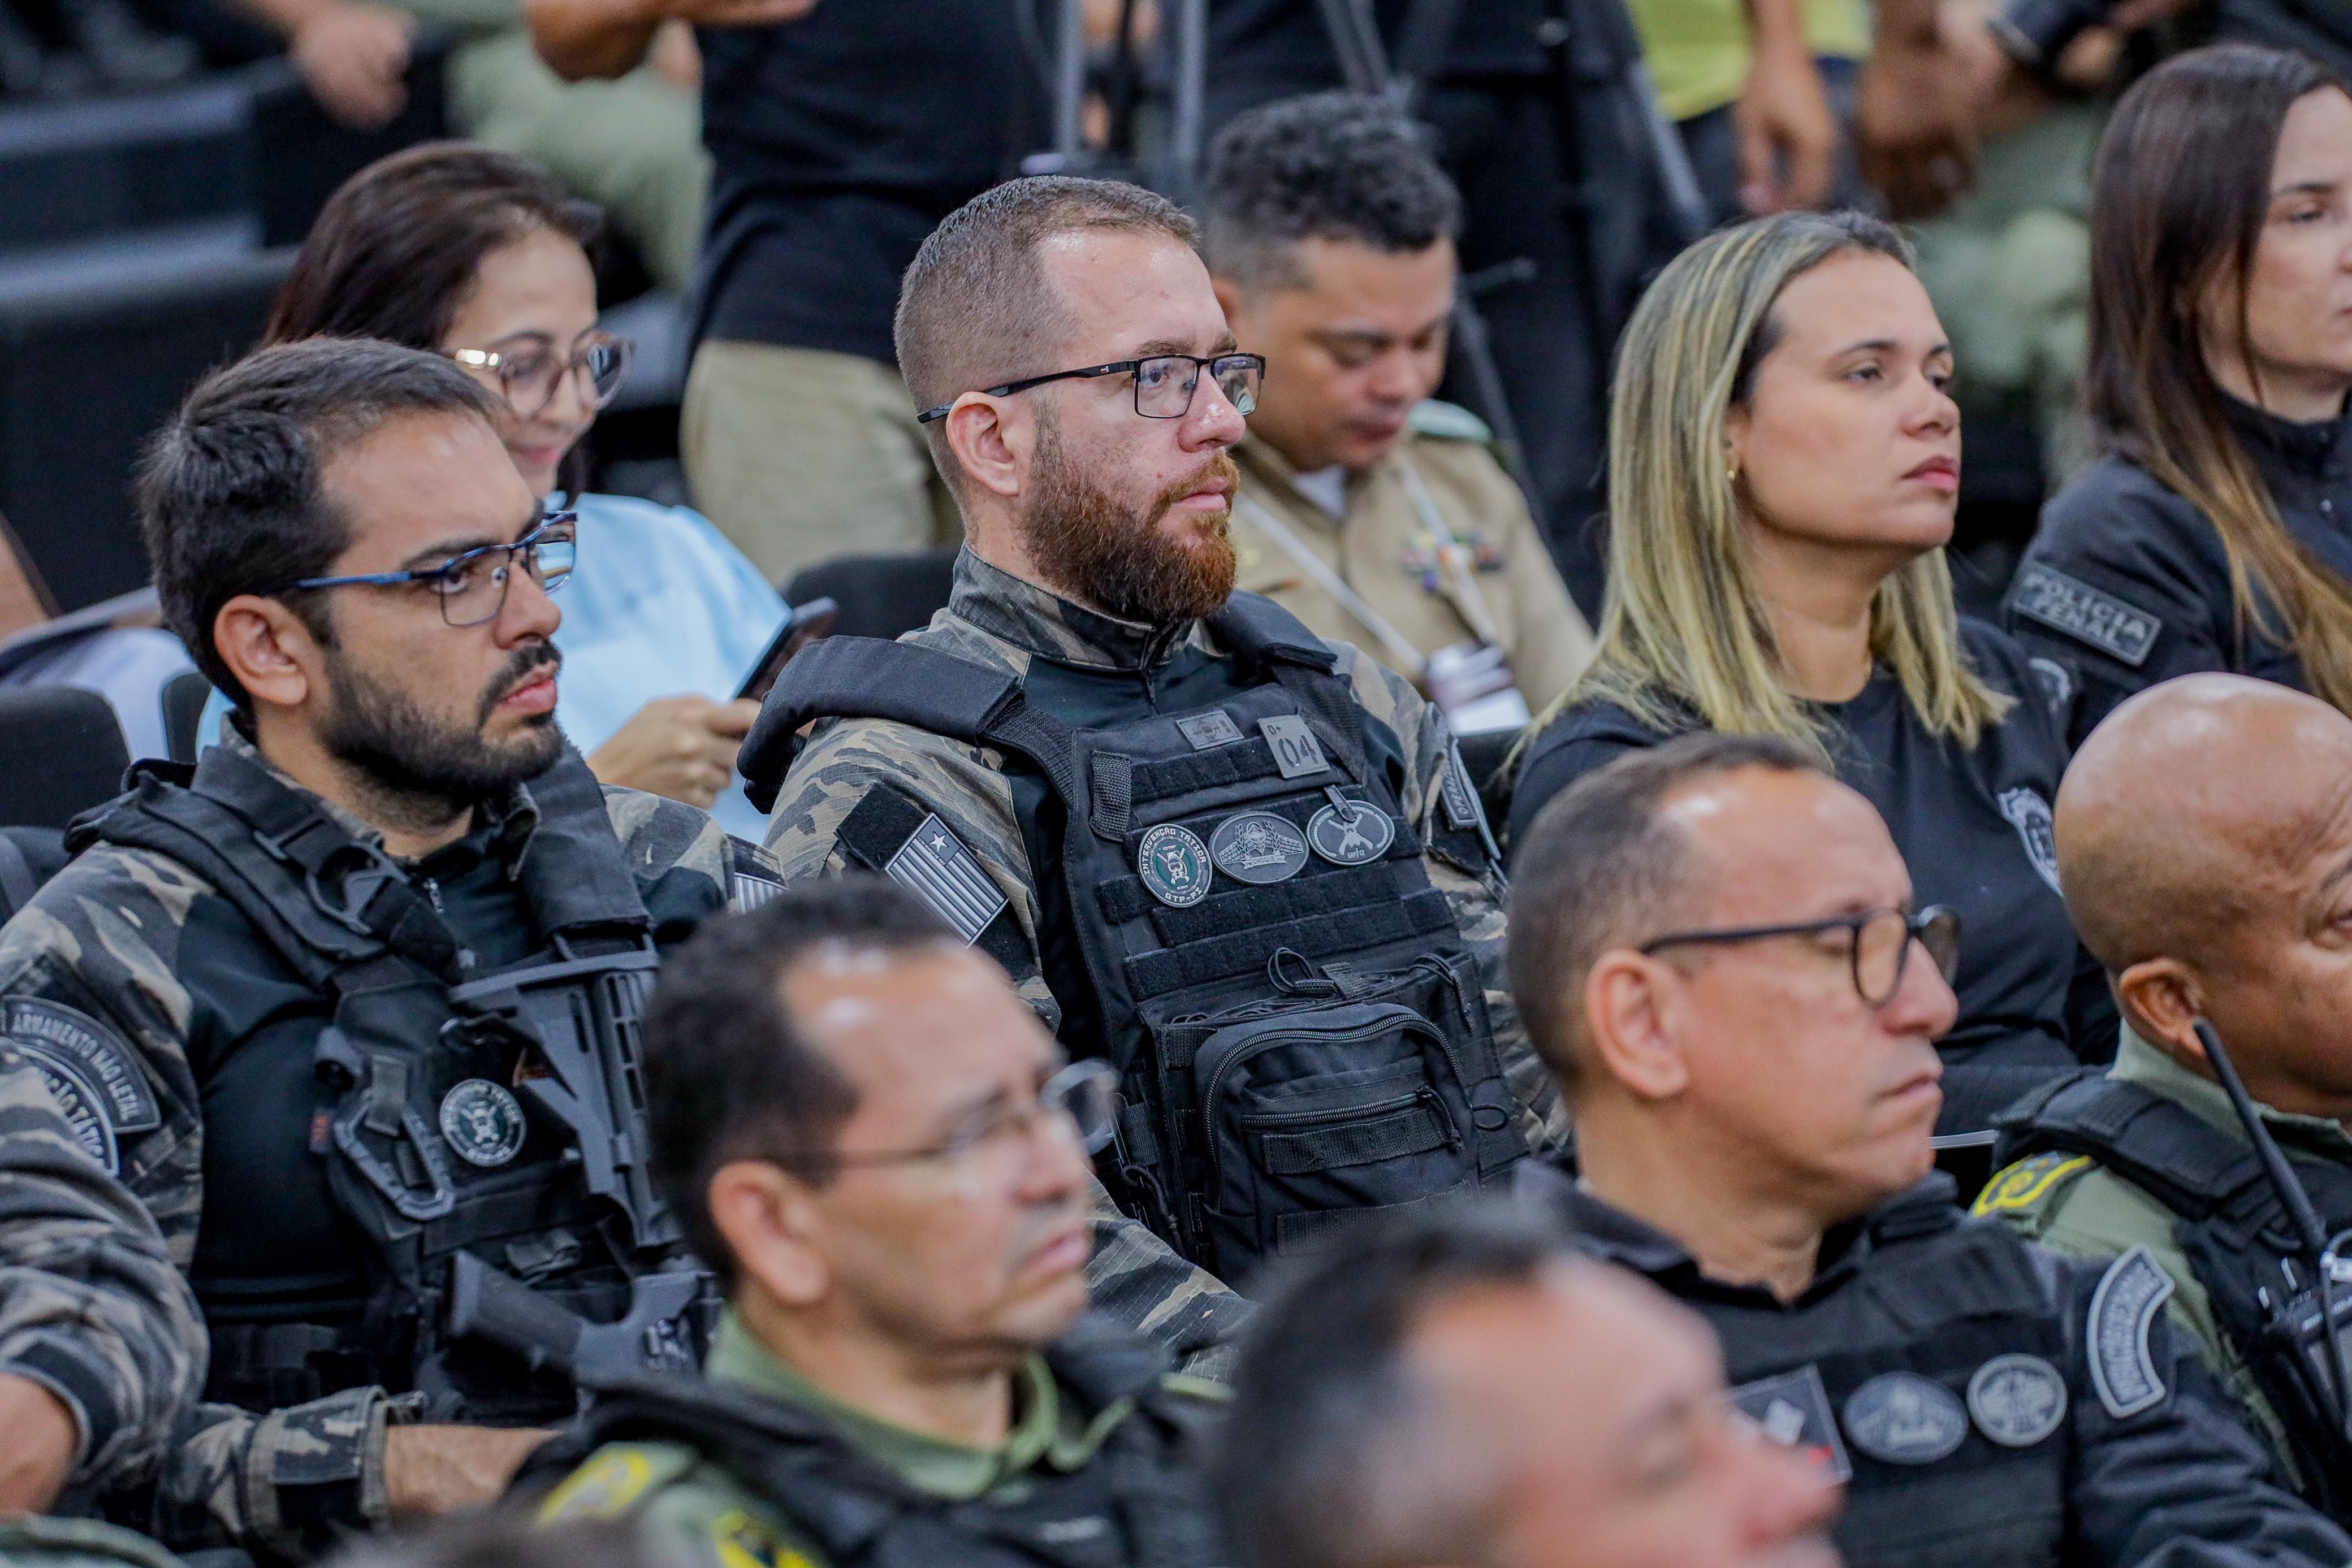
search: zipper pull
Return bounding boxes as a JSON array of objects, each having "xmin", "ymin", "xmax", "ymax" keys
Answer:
[{"xmin": 423, "ymin": 877, "xmax": 446, "ymax": 916}]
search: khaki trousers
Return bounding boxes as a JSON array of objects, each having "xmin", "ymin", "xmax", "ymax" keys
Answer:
[{"xmin": 682, "ymin": 340, "xmax": 962, "ymax": 586}]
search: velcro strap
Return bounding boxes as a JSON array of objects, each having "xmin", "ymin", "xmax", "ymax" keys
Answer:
[
  {"xmin": 1261, "ymin": 1102, "xmax": 1447, "ymax": 1175},
  {"xmin": 1128, "ymin": 739, "xmax": 1291, "ymax": 804},
  {"xmin": 1125, "ymin": 888, "xmax": 1454, "ymax": 998},
  {"xmin": 1100, "ymin": 863, "xmax": 1396, "ymax": 939},
  {"xmin": 1091, "ymin": 754, "xmax": 1135, "ymax": 843}
]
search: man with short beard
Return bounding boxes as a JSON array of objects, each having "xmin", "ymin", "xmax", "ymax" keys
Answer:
[
  {"xmin": 0, "ymin": 339, "xmax": 791, "ymax": 1560},
  {"xmin": 742, "ymin": 176, "xmax": 1545, "ymax": 1313}
]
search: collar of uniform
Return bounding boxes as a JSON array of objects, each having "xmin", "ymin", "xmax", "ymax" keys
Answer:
[
  {"xmin": 215, "ymin": 723, "xmax": 541, "ymax": 873},
  {"xmin": 2112, "ymin": 1021, "xmax": 2352, "ymax": 1162},
  {"xmin": 1515, "ymin": 1156, "xmax": 1877, "ymax": 1303},
  {"xmin": 2221, "ymin": 392, "xmax": 2351, "ymax": 480},
  {"xmin": 1234, "ymin": 436, "xmax": 1366, "ymax": 531},
  {"xmin": 947, "ymin": 547, "xmax": 1208, "ymax": 671},
  {"xmin": 704, "ymin": 1310, "xmax": 1090, "ymax": 1500}
]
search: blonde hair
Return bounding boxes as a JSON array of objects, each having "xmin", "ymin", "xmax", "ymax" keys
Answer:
[{"xmin": 1523, "ymin": 211, "xmax": 2010, "ymax": 765}]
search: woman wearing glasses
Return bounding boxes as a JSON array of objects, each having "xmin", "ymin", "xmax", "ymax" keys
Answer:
[
  {"xmin": 199, "ymin": 142, "xmax": 785, "ymax": 835},
  {"xmin": 1506, "ymin": 211, "xmax": 2100, "ymax": 1136}
]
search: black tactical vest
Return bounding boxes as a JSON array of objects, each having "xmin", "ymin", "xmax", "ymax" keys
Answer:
[
  {"xmin": 70, "ymin": 746, "xmax": 712, "ymax": 1424},
  {"xmin": 1997, "ymin": 1068, "xmax": 2352, "ymax": 1519},
  {"xmin": 513, "ymin": 1316, "xmax": 1226, "ymax": 1568},
  {"xmin": 742, "ymin": 594, "xmax": 1526, "ymax": 1285},
  {"xmin": 1527, "ymin": 1165, "xmax": 2086, "ymax": 1568}
]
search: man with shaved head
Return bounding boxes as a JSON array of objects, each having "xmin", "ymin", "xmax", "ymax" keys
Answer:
[
  {"xmin": 1983, "ymin": 672, "xmax": 2352, "ymax": 1520},
  {"xmin": 738, "ymin": 176, "xmax": 1538, "ymax": 1318},
  {"xmin": 1509, "ymin": 730, "xmax": 2352, "ymax": 1567}
]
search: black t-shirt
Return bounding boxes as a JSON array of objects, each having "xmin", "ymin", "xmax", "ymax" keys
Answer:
[
  {"xmin": 695, "ymin": 0, "xmax": 1050, "ymax": 361},
  {"xmin": 1207, "ymin": 0, "xmax": 1550, "ymax": 92},
  {"xmin": 2004, "ymin": 399, "xmax": 2352, "ymax": 750},
  {"xmin": 1507, "ymin": 621, "xmax": 2099, "ymax": 1136}
]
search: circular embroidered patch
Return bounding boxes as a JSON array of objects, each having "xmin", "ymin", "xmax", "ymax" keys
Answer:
[
  {"xmin": 1136, "ymin": 823, "xmax": 1214, "ymax": 908},
  {"xmin": 1307, "ymin": 798, "xmax": 1395, "ymax": 867},
  {"xmin": 1967, "ymin": 1354, "xmax": 2068, "ymax": 1448},
  {"xmin": 1841, "ymin": 1372, "xmax": 1968, "ymax": 1465},
  {"xmin": 439, "ymin": 1078, "xmax": 528, "ymax": 1168},
  {"xmin": 1209, "ymin": 812, "xmax": 1310, "ymax": 885}
]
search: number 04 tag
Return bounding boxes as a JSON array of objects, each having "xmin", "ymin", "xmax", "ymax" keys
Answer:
[{"xmin": 1258, "ymin": 715, "xmax": 1331, "ymax": 780}]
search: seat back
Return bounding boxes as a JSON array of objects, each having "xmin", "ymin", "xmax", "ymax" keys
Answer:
[
  {"xmin": 0, "ymin": 685, "xmax": 130, "ymax": 828},
  {"xmin": 782, "ymin": 549, "xmax": 958, "ymax": 642}
]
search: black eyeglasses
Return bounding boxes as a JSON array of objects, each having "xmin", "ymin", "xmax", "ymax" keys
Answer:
[
  {"xmin": 447, "ymin": 332, "xmax": 633, "ymax": 421},
  {"xmin": 916, "ymin": 352, "xmax": 1265, "ymax": 425},
  {"xmin": 1638, "ymin": 905, "xmax": 1961, "ymax": 1009},
  {"xmin": 286, "ymin": 513, "xmax": 577, "ymax": 628}
]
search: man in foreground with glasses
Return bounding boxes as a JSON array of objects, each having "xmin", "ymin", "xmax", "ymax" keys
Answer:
[
  {"xmin": 522, "ymin": 878, "xmax": 1225, "ymax": 1568},
  {"xmin": 741, "ymin": 175, "xmax": 1544, "ymax": 1310},
  {"xmin": 0, "ymin": 339, "xmax": 786, "ymax": 1558},
  {"xmin": 1508, "ymin": 731, "xmax": 2352, "ymax": 1568},
  {"xmin": 1984, "ymin": 674, "xmax": 2352, "ymax": 1519}
]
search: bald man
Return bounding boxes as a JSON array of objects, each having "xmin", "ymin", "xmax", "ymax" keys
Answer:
[{"xmin": 1979, "ymin": 672, "xmax": 2352, "ymax": 1522}]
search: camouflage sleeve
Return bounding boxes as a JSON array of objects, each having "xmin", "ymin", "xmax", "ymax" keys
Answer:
[
  {"xmin": 137, "ymin": 1388, "xmax": 421, "ymax": 1565},
  {"xmin": 0, "ymin": 1043, "xmax": 204, "ymax": 1496},
  {"xmin": 1083, "ymin": 1184, "xmax": 1251, "ymax": 1384},
  {"xmin": 0, "ymin": 848, "xmax": 412, "ymax": 1559},
  {"xmin": 760, "ymin": 718, "xmax": 1063, "ymax": 1029},
  {"xmin": 1335, "ymin": 648, "xmax": 1563, "ymax": 1153}
]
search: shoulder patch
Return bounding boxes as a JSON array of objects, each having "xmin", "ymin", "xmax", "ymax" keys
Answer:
[
  {"xmin": 2088, "ymin": 1245, "xmax": 2176, "ymax": 1419},
  {"xmin": 727, "ymin": 837, "xmax": 785, "ymax": 912},
  {"xmin": 2007, "ymin": 562, "xmax": 2163, "ymax": 668},
  {"xmin": 1973, "ymin": 1153, "xmax": 2094, "ymax": 1218},
  {"xmin": 711, "ymin": 1508, "xmax": 816, "ymax": 1568},
  {"xmin": 1406, "ymin": 399, "xmax": 1493, "ymax": 443},
  {"xmin": 3, "ymin": 998, "xmax": 159, "ymax": 1174},
  {"xmin": 835, "ymin": 786, "xmax": 1009, "ymax": 946},
  {"xmin": 536, "ymin": 1444, "xmax": 693, "ymax": 1523}
]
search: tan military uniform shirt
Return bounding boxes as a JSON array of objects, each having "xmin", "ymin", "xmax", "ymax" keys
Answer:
[{"xmin": 1230, "ymin": 405, "xmax": 1594, "ymax": 715}]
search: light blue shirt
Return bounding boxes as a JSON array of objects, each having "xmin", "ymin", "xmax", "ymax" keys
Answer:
[{"xmin": 200, "ymin": 490, "xmax": 786, "ymax": 839}]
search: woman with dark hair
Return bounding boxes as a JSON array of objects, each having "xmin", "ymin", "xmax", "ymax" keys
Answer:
[
  {"xmin": 2008, "ymin": 44, "xmax": 2352, "ymax": 745},
  {"xmin": 199, "ymin": 141, "xmax": 785, "ymax": 834}
]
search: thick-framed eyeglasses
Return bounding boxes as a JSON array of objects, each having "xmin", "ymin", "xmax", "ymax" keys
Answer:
[
  {"xmin": 286, "ymin": 512, "xmax": 578, "ymax": 628},
  {"xmin": 1637, "ymin": 904, "xmax": 1962, "ymax": 1009},
  {"xmin": 447, "ymin": 332, "xmax": 634, "ymax": 421},
  {"xmin": 916, "ymin": 353, "xmax": 1265, "ymax": 425},
  {"xmin": 824, "ymin": 1058, "xmax": 1119, "ymax": 1183}
]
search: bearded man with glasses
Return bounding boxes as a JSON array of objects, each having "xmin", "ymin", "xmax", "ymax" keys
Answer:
[
  {"xmin": 742, "ymin": 176, "xmax": 1546, "ymax": 1319},
  {"xmin": 0, "ymin": 339, "xmax": 798, "ymax": 1558},
  {"xmin": 1507, "ymin": 730, "xmax": 2352, "ymax": 1568},
  {"xmin": 521, "ymin": 878, "xmax": 1226, "ymax": 1568}
]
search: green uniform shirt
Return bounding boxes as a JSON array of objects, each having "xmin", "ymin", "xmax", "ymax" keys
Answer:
[
  {"xmin": 539, "ymin": 1314, "xmax": 1202, "ymax": 1568},
  {"xmin": 1977, "ymin": 1025, "xmax": 2352, "ymax": 1483},
  {"xmin": 1629, "ymin": 0, "xmax": 1871, "ymax": 123}
]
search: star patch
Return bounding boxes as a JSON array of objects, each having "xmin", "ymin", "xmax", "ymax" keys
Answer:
[{"xmin": 884, "ymin": 813, "xmax": 1009, "ymax": 945}]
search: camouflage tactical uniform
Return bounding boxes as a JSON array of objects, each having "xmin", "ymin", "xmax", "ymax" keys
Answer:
[
  {"xmin": 0, "ymin": 1045, "xmax": 204, "ymax": 1503},
  {"xmin": 760, "ymin": 551, "xmax": 1559, "ymax": 1274},
  {"xmin": 0, "ymin": 727, "xmax": 772, "ymax": 1563}
]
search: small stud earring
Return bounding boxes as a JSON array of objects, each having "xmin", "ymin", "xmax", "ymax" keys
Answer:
[{"xmin": 1726, "ymin": 466, "xmax": 1739, "ymax": 483}]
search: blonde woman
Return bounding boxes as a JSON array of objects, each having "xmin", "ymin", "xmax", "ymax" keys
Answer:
[{"xmin": 1508, "ymin": 210, "xmax": 2098, "ymax": 1136}]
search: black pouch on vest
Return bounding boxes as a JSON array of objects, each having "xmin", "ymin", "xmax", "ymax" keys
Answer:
[{"xmin": 1162, "ymin": 953, "xmax": 1496, "ymax": 1283}]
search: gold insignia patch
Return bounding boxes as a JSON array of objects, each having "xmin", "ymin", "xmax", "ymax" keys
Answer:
[
  {"xmin": 711, "ymin": 1509, "xmax": 814, "ymax": 1568},
  {"xmin": 1973, "ymin": 1153, "xmax": 2092, "ymax": 1216},
  {"xmin": 538, "ymin": 1448, "xmax": 663, "ymax": 1522}
]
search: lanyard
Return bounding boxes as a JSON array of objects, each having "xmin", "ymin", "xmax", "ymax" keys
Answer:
[{"xmin": 1235, "ymin": 492, "xmax": 1432, "ymax": 676}]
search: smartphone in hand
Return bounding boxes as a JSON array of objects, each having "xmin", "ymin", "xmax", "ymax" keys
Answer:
[{"xmin": 735, "ymin": 596, "xmax": 840, "ymax": 704}]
